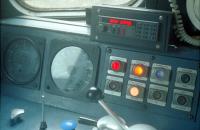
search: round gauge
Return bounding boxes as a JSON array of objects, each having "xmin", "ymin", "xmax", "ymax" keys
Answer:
[
  {"xmin": 51, "ymin": 46, "xmax": 93, "ymax": 92},
  {"xmin": 4, "ymin": 38, "xmax": 40, "ymax": 84}
]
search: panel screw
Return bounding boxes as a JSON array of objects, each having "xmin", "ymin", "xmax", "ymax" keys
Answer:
[
  {"xmin": 95, "ymin": 36, "xmax": 98, "ymax": 40},
  {"xmin": 156, "ymin": 44, "xmax": 160, "ymax": 49},
  {"xmin": 46, "ymin": 86, "xmax": 50, "ymax": 90},
  {"xmin": 159, "ymin": 16, "xmax": 163, "ymax": 20},
  {"xmin": 107, "ymin": 48, "xmax": 112, "ymax": 53},
  {"xmin": 151, "ymin": 56, "xmax": 156, "ymax": 60},
  {"xmin": 97, "ymin": 9, "xmax": 101, "ymax": 13}
]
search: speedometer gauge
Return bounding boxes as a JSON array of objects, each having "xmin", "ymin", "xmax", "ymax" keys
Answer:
[{"xmin": 51, "ymin": 46, "xmax": 93, "ymax": 92}]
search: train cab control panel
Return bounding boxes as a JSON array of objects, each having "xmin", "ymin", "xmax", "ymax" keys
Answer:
[{"xmin": 1, "ymin": 2, "xmax": 200, "ymax": 130}]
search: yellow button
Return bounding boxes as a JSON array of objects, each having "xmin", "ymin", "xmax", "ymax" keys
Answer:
[
  {"xmin": 133, "ymin": 64, "xmax": 145, "ymax": 77},
  {"xmin": 129, "ymin": 86, "xmax": 140, "ymax": 97}
]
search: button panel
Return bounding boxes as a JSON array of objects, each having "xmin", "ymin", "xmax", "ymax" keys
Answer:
[
  {"xmin": 171, "ymin": 89, "xmax": 193, "ymax": 112},
  {"xmin": 147, "ymin": 84, "xmax": 168, "ymax": 106},
  {"xmin": 150, "ymin": 63, "xmax": 171, "ymax": 85},
  {"xmin": 126, "ymin": 81, "xmax": 145, "ymax": 102},
  {"xmin": 103, "ymin": 49, "xmax": 198, "ymax": 116},
  {"xmin": 175, "ymin": 67, "xmax": 197, "ymax": 90}
]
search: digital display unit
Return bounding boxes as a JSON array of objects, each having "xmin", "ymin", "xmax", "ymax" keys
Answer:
[{"xmin": 90, "ymin": 5, "xmax": 172, "ymax": 52}]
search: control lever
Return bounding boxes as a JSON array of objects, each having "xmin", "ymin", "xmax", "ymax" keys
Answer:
[
  {"xmin": 39, "ymin": 95, "xmax": 47, "ymax": 130},
  {"xmin": 87, "ymin": 87, "xmax": 129, "ymax": 130},
  {"xmin": 87, "ymin": 87, "xmax": 157, "ymax": 130},
  {"xmin": 78, "ymin": 117, "xmax": 97, "ymax": 126}
]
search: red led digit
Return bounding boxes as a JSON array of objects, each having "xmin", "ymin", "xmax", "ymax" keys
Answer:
[
  {"xmin": 108, "ymin": 18, "xmax": 133, "ymax": 27},
  {"xmin": 120, "ymin": 20, "xmax": 133, "ymax": 26},
  {"xmin": 109, "ymin": 18, "xmax": 119, "ymax": 24}
]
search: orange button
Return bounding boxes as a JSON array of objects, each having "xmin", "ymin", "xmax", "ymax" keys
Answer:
[
  {"xmin": 133, "ymin": 64, "xmax": 145, "ymax": 77},
  {"xmin": 129, "ymin": 86, "xmax": 140, "ymax": 97}
]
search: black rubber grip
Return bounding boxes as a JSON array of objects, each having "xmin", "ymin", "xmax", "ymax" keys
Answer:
[{"xmin": 78, "ymin": 117, "xmax": 97, "ymax": 126}]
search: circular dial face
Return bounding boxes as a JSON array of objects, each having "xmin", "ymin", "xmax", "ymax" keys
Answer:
[
  {"xmin": 4, "ymin": 38, "xmax": 40, "ymax": 84},
  {"xmin": 51, "ymin": 46, "xmax": 93, "ymax": 92}
]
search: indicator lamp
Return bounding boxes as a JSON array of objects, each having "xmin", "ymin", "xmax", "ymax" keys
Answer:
[
  {"xmin": 129, "ymin": 86, "xmax": 140, "ymax": 97},
  {"xmin": 111, "ymin": 61, "xmax": 121, "ymax": 71},
  {"xmin": 155, "ymin": 69, "xmax": 165, "ymax": 79},
  {"xmin": 133, "ymin": 64, "xmax": 145, "ymax": 77}
]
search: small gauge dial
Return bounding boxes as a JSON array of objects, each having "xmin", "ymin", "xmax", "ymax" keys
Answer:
[{"xmin": 4, "ymin": 38, "xmax": 40, "ymax": 84}]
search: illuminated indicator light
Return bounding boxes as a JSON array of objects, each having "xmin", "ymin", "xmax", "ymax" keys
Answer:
[
  {"xmin": 109, "ymin": 18, "xmax": 133, "ymax": 26},
  {"xmin": 120, "ymin": 20, "xmax": 133, "ymax": 26},
  {"xmin": 133, "ymin": 64, "xmax": 145, "ymax": 77},
  {"xmin": 129, "ymin": 86, "xmax": 140, "ymax": 97},
  {"xmin": 111, "ymin": 61, "xmax": 121, "ymax": 71},
  {"xmin": 156, "ymin": 69, "xmax": 165, "ymax": 79},
  {"xmin": 109, "ymin": 18, "xmax": 119, "ymax": 24}
]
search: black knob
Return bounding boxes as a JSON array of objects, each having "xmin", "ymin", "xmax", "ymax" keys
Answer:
[
  {"xmin": 181, "ymin": 74, "xmax": 190, "ymax": 83},
  {"xmin": 177, "ymin": 95, "xmax": 187, "ymax": 105},
  {"xmin": 108, "ymin": 81, "xmax": 121, "ymax": 91},
  {"xmin": 153, "ymin": 90, "xmax": 162, "ymax": 100},
  {"xmin": 87, "ymin": 87, "xmax": 104, "ymax": 102},
  {"xmin": 39, "ymin": 121, "xmax": 47, "ymax": 130}
]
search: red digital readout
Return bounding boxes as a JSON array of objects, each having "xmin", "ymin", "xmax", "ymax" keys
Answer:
[{"xmin": 109, "ymin": 18, "xmax": 133, "ymax": 26}]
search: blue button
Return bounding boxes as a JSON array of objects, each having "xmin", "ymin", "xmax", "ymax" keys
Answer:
[
  {"xmin": 155, "ymin": 69, "xmax": 165, "ymax": 79},
  {"xmin": 61, "ymin": 120, "xmax": 77, "ymax": 130}
]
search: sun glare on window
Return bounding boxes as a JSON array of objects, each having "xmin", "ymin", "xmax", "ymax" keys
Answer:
[{"xmin": 17, "ymin": 0, "xmax": 137, "ymax": 10}]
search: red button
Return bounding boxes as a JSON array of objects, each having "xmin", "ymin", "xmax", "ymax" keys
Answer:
[{"xmin": 111, "ymin": 61, "xmax": 121, "ymax": 71}]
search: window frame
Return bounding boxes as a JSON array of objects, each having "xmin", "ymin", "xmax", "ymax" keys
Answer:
[
  {"xmin": 10, "ymin": 0, "xmax": 86, "ymax": 17},
  {"xmin": 9, "ymin": 0, "xmax": 144, "ymax": 18}
]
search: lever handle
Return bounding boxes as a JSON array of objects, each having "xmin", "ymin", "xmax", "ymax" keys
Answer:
[
  {"xmin": 87, "ymin": 87, "xmax": 104, "ymax": 102},
  {"xmin": 78, "ymin": 117, "xmax": 97, "ymax": 126}
]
